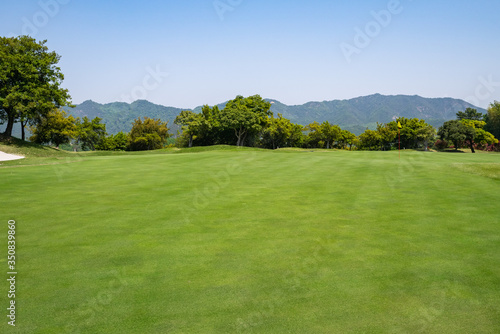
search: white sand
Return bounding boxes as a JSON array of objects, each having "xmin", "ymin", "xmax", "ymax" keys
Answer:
[{"xmin": 0, "ymin": 151, "xmax": 25, "ymax": 161}]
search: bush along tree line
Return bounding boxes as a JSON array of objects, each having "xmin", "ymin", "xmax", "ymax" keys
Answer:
[
  {"xmin": 2, "ymin": 36, "xmax": 499, "ymax": 152},
  {"xmin": 173, "ymin": 95, "xmax": 359, "ymax": 150}
]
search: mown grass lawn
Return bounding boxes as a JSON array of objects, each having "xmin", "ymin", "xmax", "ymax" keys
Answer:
[{"xmin": 1, "ymin": 147, "xmax": 499, "ymax": 333}]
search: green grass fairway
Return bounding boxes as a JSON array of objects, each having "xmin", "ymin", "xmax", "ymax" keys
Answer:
[{"xmin": 1, "ymin": 148, "xmax": 499, "ymax": 333}]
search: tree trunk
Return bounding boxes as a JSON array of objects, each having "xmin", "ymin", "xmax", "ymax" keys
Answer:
[
  {"xmin": 21, "ymin": 119, "xmax": 27, "ymax": 141},
  {"xmin": 3, "ymin": 111, "xmax": 15, "ymax": 137},
  {"xmin": 188, "ymin": 135, "xmax": 193, "ymax": 148},
  {"xmin": 235, "ymin": 127, "xmax": 246, "ymax": 147},
  {"xmin": 235, "ymin": 129, "xmax": 241, "ymax": 147},
  {"xmin": 235, "ymin": 128, "xmax": 240, "ymax": 146},
  {"xmin": 242, "ymin": 132, "xmax": 247, "ymax": 147},
  {"xmin": 469, "ymin": 140, "xmax": 475, "ymax": 153}
]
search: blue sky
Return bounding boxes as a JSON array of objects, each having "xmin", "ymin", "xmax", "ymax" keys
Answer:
[{"xmin": 2, "ymin": 0, "xmax": 500, "ymax": 109}]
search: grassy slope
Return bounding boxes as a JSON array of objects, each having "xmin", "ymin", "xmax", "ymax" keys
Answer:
[
  {"xmin": 0, "ymin": 136, "xmax": 70, "ymax": 157},
  {"xmin": 0, "ymin": 137, "xmax": 257, "ymax": 167},
  {"xmin": 0, "ymin": 136, "xmax": 75, "ymax": 169},
  {"xmin": 0, "ymin": 148, "xmax": 499, "ymax": 333}
]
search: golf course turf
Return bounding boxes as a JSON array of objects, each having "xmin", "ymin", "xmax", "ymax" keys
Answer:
[{"xmin": 1, "ymin": 147, "xmax": 499, "ymax": 333}]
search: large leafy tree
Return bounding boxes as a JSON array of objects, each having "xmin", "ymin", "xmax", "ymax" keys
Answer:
[
  {"xmin": 321, "ymin": 121, "xmax": 341, "ymax": 149},
  {"xmin": 357, "ymin": 129, "xmax": 381, "ymax": 150},
  {"xmin": 339, "ymin": 129, "xmax": 356, "ymax": 150},
  {"xmin": 392, "ymin": 118, "xmax": 435, "ymax": 149},
  {"xmin": 304, "ymin": 121, "xmax": 341, "ymax": 149},
  {"xmin": 261, "ymin": 113, "xmax": 304, "ymax": 149},
  {"xmin": 376, "ymin": 122, "xmax": 397, "ymax": 151},
  {"xmin": 440, "ymin": 109, "xmax": 497, "ymax": 153},
  {"xmin": 288, "ymin": 123, "xmax": 305, "ymax": 148},
  {"xmin": 76, "ymin": 116, "xmax": 107, "ymax": 151},
  {"xmin": 220, "ymin": 95, "xmax": 272, "ymax": 147},
  {"xmin": 438, "ymin": 120, "xmax": 462, "ymax": 150},
  {"xmin": 95, "ymin": 132, "xmax": 128, "ymax": 151},
  {"xmin": 181, "ymin": 105, "xmax": 230, "ymax": 147},
  {"xmin": 460, "ymin": 119, "xmax": 497, "ymax": 153},
  {"xmin": 30, "ymin": 109, "xmax": 77, "ymax": 148},
  {"xmin": 174, "ymin": 110, "xmax": 203, "ymax": 147},
  {"xmin": 304, "ymin": 121, "xmax": 322, "ymax": 148},
  {"xmin": 128, "ymin": 117, "xmax": 170, "ymax": 151},
  {"xmin": 438, "ymin": 120, "xmax": 473, "ymax": 151},
  {"xmin": 0, "ymin": 36, "xmax": 72, "ymax": 138}
]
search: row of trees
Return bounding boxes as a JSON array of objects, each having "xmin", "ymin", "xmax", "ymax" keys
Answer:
[
  {"xmin": 174, "ymin": 94, "xmax": 437, "ymax": 151},
  {"xmin": 29, "ymin": 108, "xmax": 170, "ymax": 152},
  {"xmin": 30, "ymin": 109, "xmax": 106, "ymax": 150},
  {"xmin": 174, "ymin": 95, "xmax": 359, "ymax": 150},
  {"xmin": 357, "ymin": 118, "xmax": 435, "ymax": 151},
  {"xmin": 174, "ymin": 97, "xmax": 499, "ymax": 153}
]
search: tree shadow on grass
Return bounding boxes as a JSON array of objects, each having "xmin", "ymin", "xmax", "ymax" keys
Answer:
[
  {"xmin": 0, "ymin": 134, "xmax": 47, "ymax": 149},
  {"xmin": 441, "ymin": 149, "xmax": 466, "ymax": 153},
  {"xmin": 0, "ymin": 134, "xmax": 70, "ymax": 158}
]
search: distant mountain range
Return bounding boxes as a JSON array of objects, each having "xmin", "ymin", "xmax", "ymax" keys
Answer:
[
  {"xmin": 2, "ymin": 94, "xmax": 486, "ymax": 138},
  {"xmin": 266, "ymin": 94, "xmax": 486, "ymax": 135},
  {"xmin": 65, "ymin": 94, "xmax": 484, "ymax": 136}
]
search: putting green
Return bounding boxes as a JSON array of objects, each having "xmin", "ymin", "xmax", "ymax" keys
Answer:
[{"xmin": 1, "ymin": 148, "xmax": 499, "ymax": 333}]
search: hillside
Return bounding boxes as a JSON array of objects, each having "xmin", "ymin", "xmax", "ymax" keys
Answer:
[
  {"xmin": 268, "ymin": 94, "xmax": 486, "ymax": 134},
  {"xmin": 3, "ymin": 94, "xmax": 486, "ymax": 137}
]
